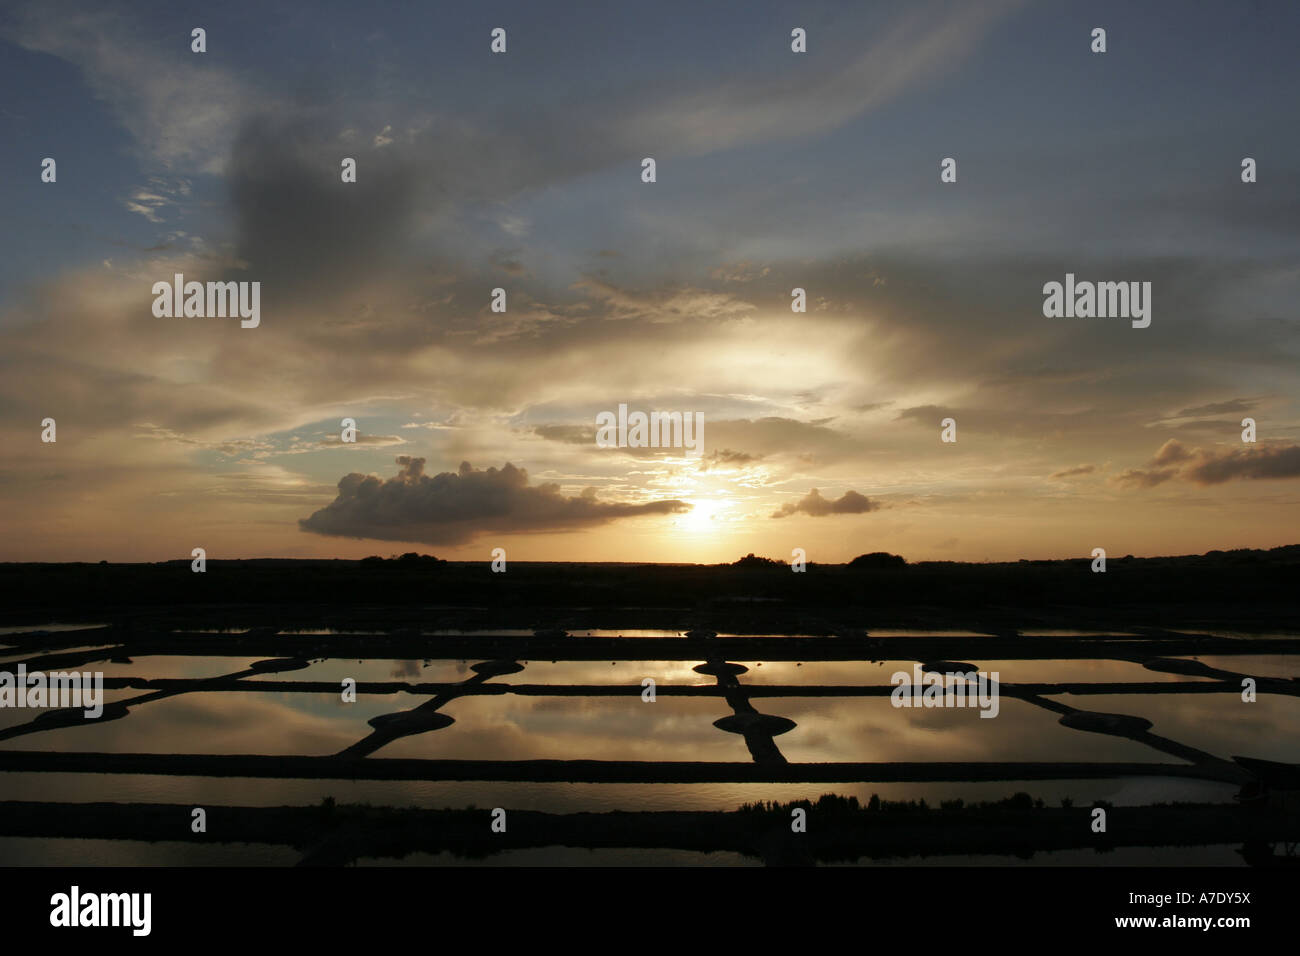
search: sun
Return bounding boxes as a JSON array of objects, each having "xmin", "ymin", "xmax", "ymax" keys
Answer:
[{"xmin": 678, "ymin": 497, "xmax": 731, "ymax": 534}]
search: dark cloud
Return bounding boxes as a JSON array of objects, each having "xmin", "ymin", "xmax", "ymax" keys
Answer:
[
  {"xmin": 1152, "ymin": 439, "xmax": 1195, "ymax": 466},
  {"xmin": 491, "ymin": 252, "xmax": 529, "ymax": 277},
  {"xmin": 1183, "ymin": 443, "xmax": 1300, "ymax": 485},
  {"xmin": 528, "ymin": 421, "xmax": 696, "ymax": 460},
  {"xmin": 530, "ymin": 424, "xmax": 591, "ymax": 445},
  {"xmin": 894, "ymin": 403, "xmax": 1102, "ymax": 438},
  {"xmin": 1175, "ymin": 399, "xmax": 1259, "ymax": 417},
  {"xmin": 319, "ymin": 433, "xmax": 407, "ymax": 447},
  {"xmin": 771, "ymin": 488, "xmax": 880, "ymax": 518},
  {"xmin": 532, "ymin": 416, "xmax": 856, "ymax": 464},
  {"xmin": 1049, "ymin": 464, "xmax": 1096, "ymax": 480},
  {"xmin": 698, "ymin": 449, "xmax": 760, "ymax": 472},
  {"xmin": 709, "ymin": 417, "xmax": 856, "ymax": 464},
  {"xmin": 1156, "ymin": 418, "xmax": 1245, "ymax": 437},
  {"xmin": 224, "ymin": 82, "xmax": 659, "ymax": 308},
  {"xmin": 895, "ymin": 405, "xmax": 956, "ymax": 425},
  {"xmin": 226, "ymin": 112, "xmax": 430, "ymax": 302},
  {"xmin": 1112, "ymin": 467, "xmax": 1177, "ymax": 489},
  {"xmin": 835, "ymin": 254, "xmax": 1299, "ymax": 435},
  {"xmin": 1113, "ymin": 439, "xmax": 1300, "ymax": 488},
  {"xmin": 299, "ymin": 457, "xmax": 689, "ymax": 544},
  {"xmin": 1136, "ymin": 184, "xmax": 1300, "ymax": 245}
]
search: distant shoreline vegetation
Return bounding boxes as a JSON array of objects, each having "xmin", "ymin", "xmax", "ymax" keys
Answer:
[
  {"xmin": 729, "ymin": 551, "xmax": 907, "ymax": 569},
  {"xmin": 360, "ymin": 553, "xmax": 447, "ymax": 567},
  {"xmin": 350, "ymin": 551, "xmax": 912, "ymax": 569},
  {"xmin": 847, "ymin": 552, "xmax": 908, "ymax": 569},
  {"xmin": 2, "ymin": 546, "xmax": 1297, "ymax": 631},
  {"xmin": 4, "ymin": 544, "xmax": 1299, "ymax": 570}
]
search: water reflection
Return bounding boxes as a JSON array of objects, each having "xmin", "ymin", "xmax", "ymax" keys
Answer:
[{"xmin": 2, "ymin": 638, "xmax": 1296, "ymax": 866}]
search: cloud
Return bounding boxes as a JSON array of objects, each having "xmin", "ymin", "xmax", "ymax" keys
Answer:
[
  {"xmin": 226, "ymin": 112, "xmax": 431, "ymax": 299},
  {"xmin": 698, "ymin": 449, "xmax": 761, "ymax": 472},
  {"xmin": 124, "ymin": 195, "xmax": 164, "ymax": 223},
  {"xmin": 709, "ymin": 418, "xmax": 858, "ymax": 464},
  {"xmin": 528, "ymin": 415, "xmax": 859, "ymax": 465},
  {"xmin": 6, "ymin": 5, "xmax": 258, "ymax": 174},
  {"xmin": 628, "ymin": 1, "xmax": 1024, "ymax": 158},
  {"xmin": 1151, "ymin": 439, "xmax": 1195, "ymax": 466},
  {"xmin": 1174, "ymin": 399, "xmax": 1259, "ymax": 417},
  {"xmin": 1114, "ymin": 439, "xmax": 1300, "ymax": 488},
  {"xmin": 133, "ymin": 423, "xmax": 275, "ymax": 458},
  {"xmin": 1183, "ymin": 443, "xmax": 1300, "ymax": 485},
  {"xmin": 119, "ymin": 178, "xmax": 193, "ymax": 224},
  {"xmin": 710, "ymin": 262, "xmax": 771, "ymax": 283},
  {"xmin": 299, "ymin": 457, "xmax": 689, "ymax": 545},
  {"xmin": 1111, "ymin": 467, "xmax": 1177, "ymax": 489},
  {"xmin": 318, "ymin": 433, "xmax": 408, "ymax": 448},
  {"xmin": 771, "ymin": 488, "xmax": 880, "ymax": 518},
  {"xmin": 1049, "ymin": 464, "xmax": 1096, "ymax": 480},
  {"xmin": 569, "ymin": 277, "xmax": 756, "ymax": 324},
  {"xmin": 530, "ymin": 424, "xmax": 591, "ymax": 445},
  {"xmin": 492, "ymin": 255, "xmax": 529, "ymax": 277}
]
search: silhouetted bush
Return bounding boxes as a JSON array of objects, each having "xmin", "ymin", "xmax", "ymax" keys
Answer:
[{"xmin": 848, "ymin": 551, "xmax": 907, "ymax": 568}]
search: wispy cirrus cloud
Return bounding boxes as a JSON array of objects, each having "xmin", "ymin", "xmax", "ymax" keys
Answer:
[{"xmin": 6, "ymin": 4, "xmax": 262, "ymax": 174}]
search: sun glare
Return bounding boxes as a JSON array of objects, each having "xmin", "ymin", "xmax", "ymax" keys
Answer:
[{"xmin": 678, "ymin": 497, "xmax": 731, "ymax": 534}]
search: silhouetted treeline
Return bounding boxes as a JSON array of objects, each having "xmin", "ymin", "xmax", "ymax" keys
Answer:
[{"xmin": 0, "ymin": 545, "xmax": 1297, "ymax": 630}]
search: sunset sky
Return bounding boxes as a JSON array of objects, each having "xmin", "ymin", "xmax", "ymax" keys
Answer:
[{"xmin": 1, "ymin": 0, "xmax": 1298, "ymax": 564}]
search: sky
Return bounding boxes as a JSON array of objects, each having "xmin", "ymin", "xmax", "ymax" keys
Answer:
[{"xmin": 1, "ymin": 0, "xmax": 1298, "ymax": 564}]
